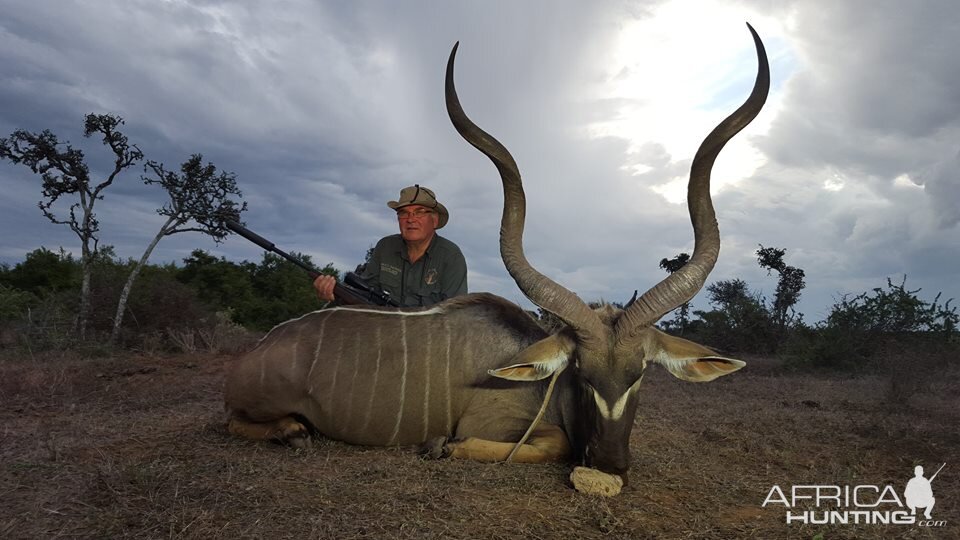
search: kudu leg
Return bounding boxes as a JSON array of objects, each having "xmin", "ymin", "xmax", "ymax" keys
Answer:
[
  {"xmin": 227, "ymin": 415, "xmax": 312, "ymax": 449},
  {"xmin": 447, "ymin": 424, "xmax": 570, "ymax": 464}
]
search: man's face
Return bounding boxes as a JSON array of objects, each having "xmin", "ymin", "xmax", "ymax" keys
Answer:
[{"xmin": 396, "ymin": 204, "xmax": 439, "ymax": 244}]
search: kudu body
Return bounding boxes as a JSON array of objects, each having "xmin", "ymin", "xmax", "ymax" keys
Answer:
[{"xmin": 226, "ymin": 25, "xmax": 770, "ymax": 484}]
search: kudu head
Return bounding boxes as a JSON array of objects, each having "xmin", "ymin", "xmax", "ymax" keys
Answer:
[{"xmin": 445, "ymin": 24, "xmax": 769, "ymax": 480}]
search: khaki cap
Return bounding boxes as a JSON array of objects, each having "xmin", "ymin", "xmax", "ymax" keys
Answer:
[{"xmin": 387, "ymin": 184, "xmax": 449, "ymax": 229}]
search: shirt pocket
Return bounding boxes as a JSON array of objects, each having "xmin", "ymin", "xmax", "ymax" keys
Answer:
[{"xmin": 379, "ymin": 262, "xmax": 402, "ymax": 291}]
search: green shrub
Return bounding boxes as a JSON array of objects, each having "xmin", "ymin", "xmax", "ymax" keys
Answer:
[
  {"xmin": 690, "ymin": 279, "xmax": 777, "ymax": 353},
  {"xmin": 15, "ymin": 290, "xmax": 79, "ymax": 351},
  {"xmin": 2, "ymin": 246, "xmax": 335, "ymax": 351},
  {"xmin": 791, "ymin": 277, "xmax": 957, "ymax": 371},
  {"xmin": 0, "ymin": 285, "xmax": 35, "ymax": 321}
]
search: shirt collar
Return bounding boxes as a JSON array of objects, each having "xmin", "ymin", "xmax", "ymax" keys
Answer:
[{"xmin": 398, "ymin": 233, "xmax": 439, "ymax": 262}]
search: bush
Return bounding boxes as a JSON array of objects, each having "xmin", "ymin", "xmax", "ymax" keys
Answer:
[
  {"xmin": 0, "ymin": 285, "xmax": 37, "ymax": 348},
  {"xmin": 1, "ymin": 247, "xmax": 333, "ymax": 351},
  {"xmin": 826, "ymin": 277, "xmax": 957, "ymax": 336},
  {"xmin": 176, "ymin": 249, "xmax": 330, "ymax": 331},
  {"xmin": 166, "ymin": 310, "xmax": 258, "ymax": 355},
  {"xmin": 791, "ymin": 277, "xmax": 957, "ymax": 371},
  {"xmin": 689, "ymin": 279, "xmax": 777, "ymax": 353},
  {"xmin": 15, "ymin": 289, "xmax": 79, "ymax": 351},
  {"xmin": 97, "ymin": 263, "xmax": 219, "ymax": 350},
  {"xmin": 1, "ymin": 247, "xmax": 80, "ymax": 294},
  {"xmin": 0, "ymin": 284, "xmax": 35, "ymax": 321}
]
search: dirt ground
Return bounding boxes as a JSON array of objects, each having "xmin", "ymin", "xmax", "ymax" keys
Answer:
[{"xmin": 1, "ymin": 349, "xmax": 957, "ymax": 539}]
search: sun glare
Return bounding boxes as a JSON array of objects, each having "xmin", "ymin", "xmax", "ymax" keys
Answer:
[{"xmin": 588, "ymin": 0, "xmax": 790, "ymax": 204}]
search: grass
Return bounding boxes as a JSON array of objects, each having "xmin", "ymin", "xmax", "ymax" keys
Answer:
[{"xmin": 0, "ymin": 349, "xmax": 957, "ymax": 538}]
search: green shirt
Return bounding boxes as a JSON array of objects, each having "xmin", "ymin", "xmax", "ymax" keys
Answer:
[{"xmin": 359, "ymin": 234, "xmax": 467, "ymax": 307}]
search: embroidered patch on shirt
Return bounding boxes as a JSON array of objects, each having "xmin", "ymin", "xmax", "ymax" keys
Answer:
[
  {"xmin": 424, "ymin": 268, "xmax": 439, "ymax": 285},
  {"xmin": 381, "ymin": 263, "xmax": 401, "ymax": 276}
]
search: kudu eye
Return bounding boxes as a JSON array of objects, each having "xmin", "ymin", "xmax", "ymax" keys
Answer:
[{"xmin": 578, "ymin": 376, "xmax": 598, "ymax": 392}]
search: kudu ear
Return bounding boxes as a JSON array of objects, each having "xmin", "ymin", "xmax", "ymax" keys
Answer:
[
  {"xmin": 489, "ymin": 331, "xmax": 576, "ymax": 382},
  {"xmin": 650, "ymin": 330, "xmax": 745, "ymax": 382}
]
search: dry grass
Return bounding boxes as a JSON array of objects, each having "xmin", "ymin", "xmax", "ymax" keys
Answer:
[{"xmin": 1, "ymin": 350, "xmax": 957, "ymax": 539}]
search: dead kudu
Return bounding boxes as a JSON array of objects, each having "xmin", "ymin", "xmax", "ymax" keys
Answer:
[{"xmin": 225, "ymin": 25, "xmax": 769, "ymax": 493}]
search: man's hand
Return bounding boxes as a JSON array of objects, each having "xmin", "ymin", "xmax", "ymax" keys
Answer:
[{"xmin": 313, "ymin": 275, "xmax": 336, "ymax": 302}]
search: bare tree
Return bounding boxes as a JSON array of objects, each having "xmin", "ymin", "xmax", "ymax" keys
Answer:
[
  {"xmin": 0, "ymin": 114, "xmax": 143, "ymax": 339},
  {"xmin": 110, "ymin": 154, "xmax": 245, "ymax": 343}
]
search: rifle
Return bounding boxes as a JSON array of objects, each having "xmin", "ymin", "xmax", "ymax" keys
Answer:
[
  {"xmin": 930, "ymin": 462, "xmax": 946, "ymax": 482},
  {"xmin": 225, "ymin": 219, "xmax": 399, "ymax": 307}
]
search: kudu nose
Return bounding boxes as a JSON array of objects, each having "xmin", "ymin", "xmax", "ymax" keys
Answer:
[
  {"xmin": 585, "ymin": 448, "xmax": 630, "ymax": 478},
  {"xmin": 583, "ymin": 455, "xmax": 630, "ymax": 487}
]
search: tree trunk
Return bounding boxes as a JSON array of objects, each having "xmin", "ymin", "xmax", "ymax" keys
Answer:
[
  {"xmin": 78, "ymin": 239, "xmax": 92, "ymax": 341},
  {"xmin": 77, "ymin": 198, "xmax": 97, "ymax": 341},
  {"xmin": 110, "ymin": 219, "xmax": 173, "ymax": 344}
]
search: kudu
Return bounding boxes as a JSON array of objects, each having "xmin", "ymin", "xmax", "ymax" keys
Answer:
[{"xmin": 225, "ymin": 24, "xmax": 769, "ymax": 488}]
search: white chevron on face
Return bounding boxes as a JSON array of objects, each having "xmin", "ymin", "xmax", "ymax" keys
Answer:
[{"xmin": 590, "ymin": 374, "xmax": 644, "ymax": 421}]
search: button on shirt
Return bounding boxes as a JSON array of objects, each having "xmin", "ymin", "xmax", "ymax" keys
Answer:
[{"xmin": 359, "ymin": 234, "xmax": 467, "ymax": 307}]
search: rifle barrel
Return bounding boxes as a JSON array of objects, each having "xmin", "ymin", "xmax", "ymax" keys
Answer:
[
  {"xmin": 226, "ymin": 219, "xmax": 275, "ymax": 251},
  {"xmin": 930, "ymin": 462, "xmax": 946, "ymax": 482},
  {"xmin": 226, "ymin": 220, "xmax": 320, "ymax": 278},
  {"xmin": 226, "ymin": 219, "xmax": 382, "ymax": 306}
]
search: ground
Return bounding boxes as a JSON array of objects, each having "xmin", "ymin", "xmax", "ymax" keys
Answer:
[{"xmin": 0, "ymin": 350, "xmax": 957, "ymax": 539}]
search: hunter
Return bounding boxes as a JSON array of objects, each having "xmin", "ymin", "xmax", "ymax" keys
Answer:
[{"xmin": 314, "ymin": 184, "xmax": 467, "ymax": 307}]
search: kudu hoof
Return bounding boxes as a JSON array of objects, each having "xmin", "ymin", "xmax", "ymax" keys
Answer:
[
  {"xmin": 275, "ymin": 418, "xmax": 312, "ymax": 449},
  {"xmin": 418, "ymin": 436, "xmax": 451, "ymax": 459},
  {"xmin": 286, "ymin": 433, "xmax": 313, "ymax": 449}
]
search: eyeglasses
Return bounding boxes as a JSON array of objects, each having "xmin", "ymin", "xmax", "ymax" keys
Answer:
[{"xmin": 397, "ymin": 209, "xmax": 435, "ymax": 220}]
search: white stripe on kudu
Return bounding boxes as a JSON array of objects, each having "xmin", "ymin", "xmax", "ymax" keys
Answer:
[
  {"xmin": 389, "ymin": 317, "xmax": 409, "ymax": 445},
  {"xmin": 289, "ymin": 323, "xmax": 302, "ymax": 378},
  {"xmin": 307, "ymin": 312, "xmax": 332, "ymax": 392},
  {"xmin": 327, "ymin": 305, "xmax": 445, "ymax": 317},
  {"xmin": 360, "ymin": 327, "xmax": 382, "ymax": 433},
  {"xmin": 421, "ymin": 328, "xmax": 431, "ymax": 441},
  {"xmin": 258, "ymin": 305, "xmax": 444, "ymax": 351},
  {"xmin": 444, "ymin": 318, "xmax": 452, "ymax": 435},
  {"xmin": 257, "ymin": 328, "xmax": 282, "ymax": 390},
  {"xmin": 326, "ymin": 326, "xmax": 344, "ymax": 423},
  {"xmin": 343, "ymin": 333, "xmax": 361, "ymax": 429}
]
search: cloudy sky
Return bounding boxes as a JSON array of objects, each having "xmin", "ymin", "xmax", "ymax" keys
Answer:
[{"xmin": 2, "ymin": 0, "xmax": 958, "ymax": 321}]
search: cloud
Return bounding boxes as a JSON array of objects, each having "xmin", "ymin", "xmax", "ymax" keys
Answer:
[
  {"xmin": 1, "ymin": 0, "xmax": 958, "ymax": 321},
  {"xmin": 916, "ymin": 148, "xmax": 960, "ymax": 228}
]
